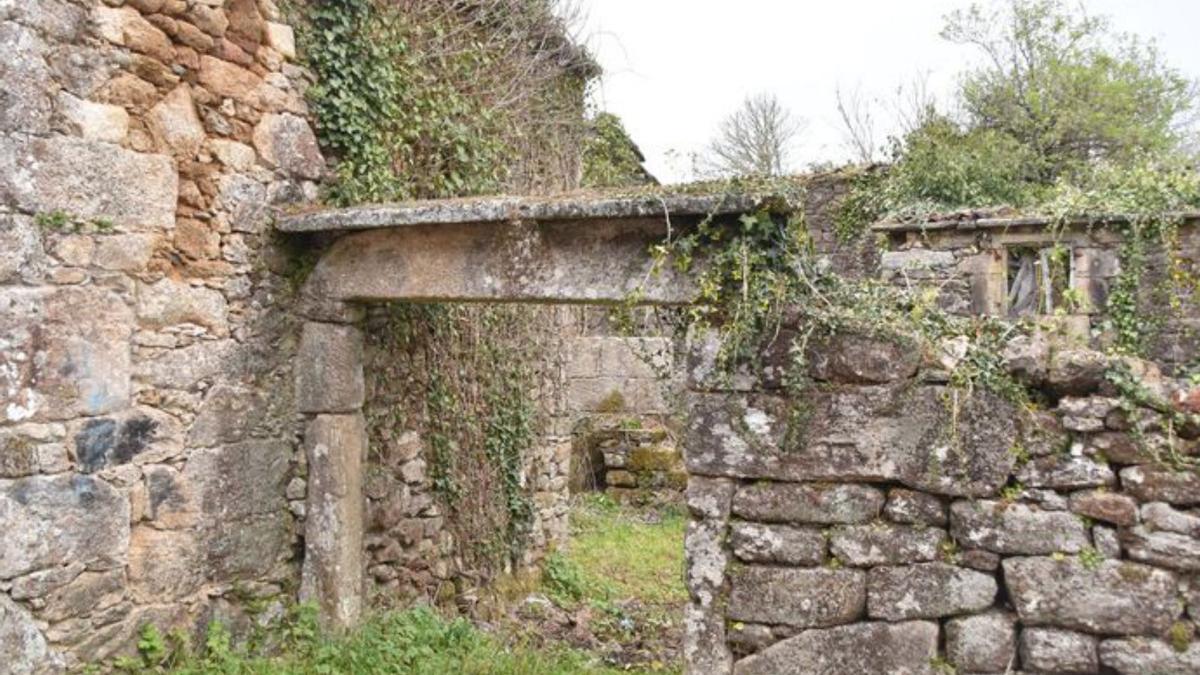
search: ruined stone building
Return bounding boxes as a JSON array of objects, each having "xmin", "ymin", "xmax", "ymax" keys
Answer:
[{"xmin": 2, "ymin": 1, "xmax": 1200, "ymax": 674}]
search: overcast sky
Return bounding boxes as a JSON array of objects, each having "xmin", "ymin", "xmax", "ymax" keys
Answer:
[{"xmin": 576, "ymin": 1, "xmax": 1200, "ymax": 183}]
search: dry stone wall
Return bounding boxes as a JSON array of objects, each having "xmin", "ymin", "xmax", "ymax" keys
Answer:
[
  {"xmin": 0, "ymin": 0, "xmax": 322, "ymax": 670},
  {"xmin": 682, "ymin": 326, "xmax": 1200, "ymax": 675}
]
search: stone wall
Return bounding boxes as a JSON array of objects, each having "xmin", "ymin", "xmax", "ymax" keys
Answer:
[
  {"xmin": 877, "ymin": 216, "xmax": 1200, "ymax": 374},
  {"xmin": 359, "ymin": 304, "xmax": 575, "ymax": 609},
  {"xmin": 681, "ymin": 326, "xmax": 1200, "ymax": 674},
  {"xmin": 0, "ymin": 0, "xmax": 325, "ymax": 670}
]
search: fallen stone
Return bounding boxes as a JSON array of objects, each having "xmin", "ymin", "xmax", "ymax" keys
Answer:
[
  {"xmin": 1120, "ymin": 466, "xmax": 1200, "ymax": 506},
  {"xmin": 733, "ymin": 620, "xmax": 938, "ymax": 675},
  {"xmin": 1003, "ymin": 557, "xmax": 1180, "ymax": 635},
  {"xmin": 731, "ymin": 522, "xmax": 825, "ymax": 565},
  {"xmin": 1099, "ymin": 637, "xmax": 1200, "ymax": 674},
  {"xmin": 0, "ymin": 474, "xmax": 129, "ymax": 579},
  {"xmin": 829, "ymin": 523, "xmax": 944, "ymax": 566},
  {"xmin": 883, "ymin": 488, "xmax": 947, "ymax": 526},
  {"xmin": 726, "ymin": 622, "xmax": 776, "ymax": 657},
  {"xmin": 1069, "ymin": 489, "xmax": 1139, "ymax": 526},
  {"xmin": 1020, "ymin": 627, "xmax": 1098, "ymax": 674},
  {"xmin": 728, "ymin": 566, "xmax": 864, "ymax": 628},
  {"xmin": 732, "ymin": 482, "xmax": 884, "ymax": 524},
  {"xmin": 950, "ymin": 500, "xmax": 1089, "ymax": 555},
  {"xmin": 867, "ymin": 562, "xmax": 996, "ymax": 620},
  {"xmin": 945, "ymin": 611, "xmax": 1016, "ymax": 673},
  {"xmin": 1121, "ymin": 526, "xmax": 1200, "ymax": 572}
]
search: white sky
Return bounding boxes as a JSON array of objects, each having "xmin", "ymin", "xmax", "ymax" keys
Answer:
[{"xmin": 577, "ymin": 0, "xmax": 1200, "ymax": 183}]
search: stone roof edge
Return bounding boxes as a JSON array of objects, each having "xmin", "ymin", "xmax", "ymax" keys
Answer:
[
  {"xmin": 276, "ymin": 193, "xmax": 763, "ymax": 233},
  {"xmin": 872, "ymin": 211, "xmax": 1200, "ymax": 234}
]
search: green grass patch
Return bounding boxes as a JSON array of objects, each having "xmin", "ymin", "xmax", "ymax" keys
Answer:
[
  {"xmin": 110, "ymin": 606, "xmax": 634, "ymax": 675},
  {"xmin": 556, "ymin": 494, "xmax": 688, "ymax": 607}
]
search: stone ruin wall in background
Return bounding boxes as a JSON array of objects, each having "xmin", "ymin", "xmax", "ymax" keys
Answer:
[
  {"xmin": 681, "ymin": 321, "xmax": 1200, "ymax": 674},
  {"xmin": 0, "ymin": 1, "xmax": 599, "ymax": 669}
]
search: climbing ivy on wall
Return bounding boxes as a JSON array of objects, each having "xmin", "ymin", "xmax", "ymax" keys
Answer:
[
  {"xmin": 299, "ymin": 0, "xmax": 595, "ymax": 204},
  {"xmin": 367, "ymin": 303, "xmax": 558, "ymax": 575}
]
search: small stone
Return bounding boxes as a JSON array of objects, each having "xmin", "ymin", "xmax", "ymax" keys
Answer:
[
  {"xmin": 147, "ymin": 85, "xmax": 206, "ymax": 157},
  {"xmin": 59, "ymin": 92, "xmax": 129, "ymax": 142},
  {"xmin": 264, "ymin": 21, "xmax": 295, "ymax": 59},
  {"xmin": 1121, "ymin": 466, "xmax": 1200, "ymax": 506},
  {"xmin": 731, "ymin": 522, "xmax": 825, "ymax": 566},
  {"xmin": 945, "ymin": 611, "xmax": 1016, "ymax": 673},
  {"xmin": 1020, "ymin": 627, "xmax": 1098, "ymax": 673},
  {"xmin": 1016, "ymin": 455, "xmax": 1115, "ymax": 489},
  {"xmin": 136, "ymin": 278, "xmax": 229, "ymax": 335},
  {"xmin": 1069, "ymin": 489, "xmax": 1139, "ymax": 526},
  {"xmin": 1141, "ymin": 502, "xmax": 1200, "ymax": 536},
  {"xmin": 732, "ymin": 621, "xmax": 939, "ymax": 675},
  {"xmin": 867, "ymin": 562, "xmax": 996, "ymax": 620},
  {"xmin": 1047, "ymin": 348, "xmax": 1109, "ymax": 395},
  {"xmin": 958, "ymin": 548, "xmax": 1001, "ymax": 572},
  {"xmin": 93, "ymin": 234, "xmax": 157, "ymax": 271},
  {"xmin": 727, "ymin": 622, "xmax": 776, "ymax": 657},
  {"xmin": 950, "ymin": 500, "xmax": 1090, "ymax": 555},
  {"xmin": 1099, "ymin": 637, "xmax": 1200, "ymax": 674},
  {"xmin": 883, "ymin": 488, "xmax": 947, "ymax": 526},
  {"xmin": 252, "ymin": 113, "xmax": 325, "ymax": 179},
  {"xmin": 728, "ymin": 566, "xmax": 864, "ymax": 628},
  {"xmin": 1121, "ymin": 526, "xmax": 1200, "ymax": 572},
  {"xmin": 1003, "ymin": 557, "xmax": 1180, "ymax": 636},
  {"xmin": 1094, "ymin": 525, "xmax": 1122, "ymax": 558},
  {"xmin": 208, "ymin": 138, "xmax": 257, "ymax": 170},
  {"xmin": 685, "ymin": 476, "xmax": 734, "ymax": 520},
  {"xmin": 829, "ymin": 523, "xmax": 944, "ymax": 566},
  {"xmin": 732, "ymin": 482, "xmax": 884, "ymax": 524},
  {"xmin": 685, "ymin": 519, "xmax": 727, "ymax": 608}
]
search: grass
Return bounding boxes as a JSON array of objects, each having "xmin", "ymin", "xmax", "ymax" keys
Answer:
[
  {"xmin": 557, "ymin": 494, "xmax": 687, "ymax": 607},
  {"xmin": 106, "ymin": 495, "xmax": 688, "ymax": 675},
  {"xmin": 112, "ymin": 606, "xmax": 631, "ymax": 675}
]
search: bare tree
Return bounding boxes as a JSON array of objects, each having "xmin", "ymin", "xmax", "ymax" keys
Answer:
[
  {"xmin": 703, "ymin": 93, "xmax": 806, "ymax": 177},
  {"xmin": 835, "ymin": 84, "xmax": 879, "ymax": 164},
  {"xmin": 892, "ymin": 71, "xmax": 940, "ymax": 137}
]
